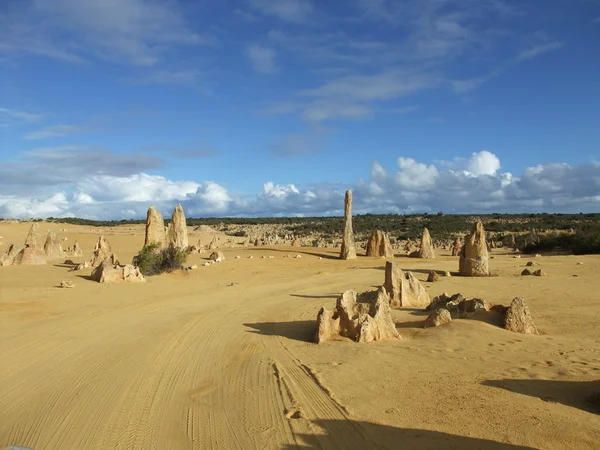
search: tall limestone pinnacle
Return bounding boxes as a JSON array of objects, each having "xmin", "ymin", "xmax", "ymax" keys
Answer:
[
  {"xmin": 459, "ymin": 221, "xmax": 490, "ymax": 276},
  {"xmin": 167, "ymin": 203, "xmax": 189, "ymax": 250},
  {"xmin": 339, "ymin": 190, "xmax": 357, "ymax": 260},
  {"xmin": 144, "ymin": 206, "xmax": 167, "ymax": 248},
  {"xmin": 418, "ymin": 227, "xmax": 436, "ymax": 259}
]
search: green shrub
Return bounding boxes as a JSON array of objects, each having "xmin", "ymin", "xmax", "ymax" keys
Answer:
[
  {"xmin": 134, "ymin": 243, "xmax": 188, "ymax": 276},
  {"xmin": 523, "ymin": 231, "xmax": 600, "ymax": 255}
]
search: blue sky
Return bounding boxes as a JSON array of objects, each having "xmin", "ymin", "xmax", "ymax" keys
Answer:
[{"xmin": 1, "ymin": 0, "xmax": 599, "ymax": 219}]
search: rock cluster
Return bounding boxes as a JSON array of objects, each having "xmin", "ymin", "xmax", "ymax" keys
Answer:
[
  {"xmin": 459, "ymin": 221, "xmax": 489, "ymax": 276},
  {"xmin": 90, "ymin": 261, "xmax": 145, "ymax": 283},
  {"xmin": 384, "ymin": 261, "xmax": 430, "ymax": 308},
  {"xmin": 425, "ymin": 308, "xmax": 452, "ymax": 328},
  {"xmin": 68, "ymin": 240, "xmax": 83, "ymax": 257},
  {"xmin": 315, "ymin": 287, "xmax": 400, "ymax": 344},
  {"xmin": 339, "ymin": 190, "xmax": 357, "ymax": 260},
  {"xmin": 1, "ymin": 244, "xmax": 24, "ymax": 266},
  {"xmin": 90, "ymin": 236, "xmax": 118, "ymax": 267},
  {"xmin": 366, "ymin": 230, "xmax": 394, "ymax": 258}
]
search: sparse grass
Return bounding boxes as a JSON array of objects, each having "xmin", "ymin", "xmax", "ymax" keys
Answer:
[{"xmin": 134, "ymin": 243, "xmax": 188, "ymax": 276}]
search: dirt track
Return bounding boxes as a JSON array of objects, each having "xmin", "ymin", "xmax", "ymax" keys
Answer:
[{"xmin": 1, "ymin": 222, "xmax": 599, "ymax": 449}]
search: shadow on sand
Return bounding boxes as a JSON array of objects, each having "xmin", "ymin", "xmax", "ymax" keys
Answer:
[
  {"xmin": 483, "ymin": 379, "xmax": 600, "ymax": 414},
  {"xmin": 282, "ymin": 419, "xmax": 537, "ymax": 449},
  {"xmin": 289, "ymin": 293, "xmax": 340, "ymax": 300},
  {"xmin": 246, "ymin": 247, "xmax": 341, "ymax": 260},
  {"xmin": 244, "ymin": 320, "xmax": 316, "ymax": 343}
]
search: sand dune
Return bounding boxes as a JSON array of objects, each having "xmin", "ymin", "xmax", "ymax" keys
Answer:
[{"xmin": 0, "ymin": 222, "xmax": 599, "ymax": 449}]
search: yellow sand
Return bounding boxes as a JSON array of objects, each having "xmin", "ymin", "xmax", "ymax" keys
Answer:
[{"xmin": 0, "ymin": 222, "xmax": 599, "ymax": 449}]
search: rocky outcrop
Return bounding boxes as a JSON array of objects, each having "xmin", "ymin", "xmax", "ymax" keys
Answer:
[
  {"xmin": 44, "ymin": 230, "xmax": 65, "ymax": 260},
  {"xmin": 459, "ymin": 221, "xmax": 489, "ymax": 276},
  {"xmin": 426, "ymin": 293, "xmax": 490, "ymax": 315},
  {"xmin": 90, "ymin": 261, "xmax": 145, "ymax": 284},
  {"xmin": 366, "ymin": 230, "xmax": 394, "ymax": 258},
  {"xmin": 451, "ymin": 237, "xmax": 462, "ymax": 256},
  {"xmin": 315, "ymin": 288, "xmax": 400, "ymax": 344},
  {"xmin": 384, "ymin": 261, "xmax": 430, "ymax": 308},
  {"xmin": 13, "ymin": 245, "xmax": 46, "ymax": 265},
  {"xmin": 90, "ymin": 236, "xmax": 115, "ymax": 267},
  {"xmin": 166, "ymin": 203, "xmax": 189, "ymax": 250},
  {"xmin": 144, "ymin": 206, "xmax": 166, "ymax": 248},
  {"xmin": 427, "ymin": 271, "xmax": 440, "ymax": 282},
  {"xmin": 504, "ymin": 297, "xmax": 538, "ymax": 335},
  {"xmin": 70, "ymin": 240, "xmax": 83, "ymax": 257},
  {"xmin": 412, "ymin": 228, "xmax": 435, "ymax": 259},
  {"xmin": 339, "ymin": 190, "xmax": 357, "ymax": 260},
  {"xmin": 24, "ymin": 223, "xmax": 41, "ymax": 247},
  {"xmin": 1, "ymin": 244, "xmax": 24, "ymax": 266},
  {"xmin": 209, "ymin": 251, "xmax": 225, "ymax": 262},
  {"xmin": 425, "ymin": 309, "xmax": 452, "ymax": 327}
]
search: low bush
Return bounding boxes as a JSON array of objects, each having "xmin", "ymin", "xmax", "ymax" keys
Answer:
[
  {"xmin": 523, "ymin": 231, "xmax": 600, "ymax": 255},
  {"xmin": 134, "ymin": 243, "xmax": 188, "ymax": 275}
]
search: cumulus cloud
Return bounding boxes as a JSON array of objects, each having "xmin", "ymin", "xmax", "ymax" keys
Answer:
[{"xmin": 0, "ymin": 151, "xmax": 599, "ymax": 219}]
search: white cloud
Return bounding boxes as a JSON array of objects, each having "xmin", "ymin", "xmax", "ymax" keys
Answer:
[
  {"xmin": 263, "ymin": 182, "xmax": 300, "ymax": 199},
  {"xmin": 248, "ymin": 0, "xmax": 314, "ymax": 23},
  {"xmin": 466, "ymin": 150, "xmax": 501, "ymax": 176},
  {"xmin": 24, "ymin": 124, "xmax": 82, "ymax": 139},
  {"xmin": 0, "ymin": 107, "xmax": 44, "ymax": 127},
  {"xmin": 515, "ymin": 41, "xmax": 564, "ymax": 62},
  {"xmin": 191, "ymin": 181, "xmax": 232, "ymax": 213},
  {"xmin": 246, "ymin": 44, "xmax": 278, "ymax": 74},
  {"xmin": 395, "ymin": 157, "xmax": 439, "ymax": 190}
]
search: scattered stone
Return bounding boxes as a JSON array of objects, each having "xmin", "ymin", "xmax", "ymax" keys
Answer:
[
  {"xmin": 166, "ymin": 203, "xmax": 188, "ymax": 250},
  {"xmin": 459, "ymin": 221, "xmax": 489, "ymax": 277},
  {"xmin": 235, "ymin": 255, "xmax": 241, "ymax": 259},
  {"xmin": 63, "ymin": 237, "xmax": 68, "ymax": 241},
  {"xmin": 295, "ymin": 254, "xmax": 302, "ymax": 259},
  {"xmin": 339, "ymin": 190, "xmax": 357, "ymax": 260},
  {"xmin": 504, "ymin": 297, "xmax": 538, "ymax": 335},
  {"xmin": 268, "ymin": 255, "xmax": 275, "ymax": 259},
  {"xmin": 366, "ymin": 230, "xmax": 394, "ymax": 258},
  {"xmin": 384, "ymin": 261, "xmax": 430, "ymax": 308},
  {"xmin": 535, "ymin": 254, "xmax": 542, "ymax": 258},
  {"xmin": 44, "ymin": 230, "xmax": 65, "ymax": 260},
  {"xmin": 444, "ymin": 271, "xmax": 451, "ymax": 277},
  {"xmin": 249, "ymin": 255, "xmax": 254, "ymax": 259},
  {"xmin": 513, "ymin": 255, "xmax": 521, "ymax": 259},
  {"xmin": 521, "ymin": 268, "xmax": 532, "ymax": 276},
  {"xmin": 425, "ymin": 308, "xmax": 452, "ymax": 327},
  {"xmin": 203, "ymin": 262, "xmax": 210, "ymax": 267},
  {"xmin": 533, "ymin": 269, "xmax": 546, "ymax": 277},
  {"xmin": 60, "ymin": 280, "xmax": 75, "ymax": 288},
  {"xmin": 314, "ymin": 287, "xmax": 400, "ymax": 344},
  {"xmin": 525, "ymin": 261, "xmax": 535, "ymax": 267},
  {"xmin": 577, "ymin": 262, "xmax": 583, "ymax": 265},
  {"xmin": 71, "ymin": 261, "xmax": 91, "ymax": 271},
  {"xmin": 209, "ymin": 251, "xmax": 225, "ymax": 262},
  {"xmin": 427, "ymin": 271, "xmax": 440, "ymax": 282},
  {"xmin": 319, "ymin": 257, "xmax": 323, "ymax": 260},
  {"xmin": 187, "ymin": 264, "xmax": 198, "ymax": 270},
  {"xmin": 64, "ymin": 259, "xmax": 75, "ymax": 265},
  {"xmin": 90, "ymin": 261, "xmax": 145, "ymax": 283}
]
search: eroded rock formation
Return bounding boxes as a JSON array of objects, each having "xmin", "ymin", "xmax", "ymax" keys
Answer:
[
  {"xmin": 339, "ymin": 190, "xmax": 357, "ymax": 260},
  {"xmin": 366, "ymin": 230, "xmax": 394, "ymax": 258},
  {"xmin": 90, "ymin": 261, "xmax": 145, "ymax": 284},
  {"xmin": 44, "ymin": 230, "xmax": 65, "ymax": 260},
  {"xmin": 384, "ymin": 261, "xmax": 430, "ymax": 308},
  {"xmin": 166, "ymin": 203, "xmax": 189, "ymax": 250},
  {"xmin": 504, "ymin": 297, "xmax": 538, "ymax": 334},
  {"xmin": 459, "ymin": 221, "xmax": 489, "ymax": 276},
  {"xmin": 144, "ymin": 206, "xmax": 167, "ymax": 248}
]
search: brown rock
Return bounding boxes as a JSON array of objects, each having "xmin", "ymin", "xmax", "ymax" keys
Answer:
[
  {"xmin": 425, "ymin": 309, "xmax": 452, "ymax": 327},
  {"xmin": 44, "ymin": 230, "xmax": 65, "ymax": 260},
  {"xmin": 504, "ymin": 297, "xmax": 538, "ymax": 335},
  {"xmin": 209, "ymin": 251, "xmax": 225, "ymax": 262},
  {"xmin": 521, "ymin": 268, "xmax": 532, "ymax": 276},
  {"xmin": 415, "ymin": 228, "xmax": 435, "ymax": 259},
  {"xmin": 90, "ymin": 261, "xmax": 145, "ymax": 283},
  {"xmin": 459, "ymin": 221, "xmax": 489, "ymax": 276},
  {"xmin": 366, "ymin": 230, "xmax": 394, "ymax": 258},
  {"xmin": 533, "ymin": 269, "xmax": 546, "ymax": 277},
  {"xmin": 166, "ymin": 203, "xmax": 189, "ymax": 250},
  {"xmin": 451, "ymin": 237, "xmax": 462, "ymax": 257},
  {"xmin": 13, "ymin": 244, "xmax": 46, "ymax": 265},
  {"xmin": 525, "ymin": 261, "xmax": 535, "ymax": 267},
  {"xmin": 384, "ymin": 261, "xmax": 430, "ymax": 308},
  {"xmin": 60, "ymin": 280, "xmax": 75, "ymax": 288},
  {"xmin": 339, "ymin": 190, "xmax": 357, "ymax": 260},
  {"xmin": 0, "ymin": 243, "xmax": 24, "ymax": 266},
  {"xmin": 71, "ymin": 240, "xmax": 83, "ymax": 257},
  {"xmin": 144, "ymin": 206, "xmax": 166, "ymax": 248},
  {"xmin": 315, "ymin": 288, "xmax": 400, "ymax": 344},
  {"xmin": 427, "ymin": 271, "xmax": 440, "ymax": 282},
  {"xmin": 90, "ymin": 236, "xmax": 114, "ymax": 267}
]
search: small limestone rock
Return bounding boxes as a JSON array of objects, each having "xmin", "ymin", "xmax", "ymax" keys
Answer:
[
  {"xmin": 504, "ymin": 297, "xmax": 538, "ymax": 335},
  {"xmin": 235, "ymin": 255, "xmax": 241, "ymax": 259},
  {"xmin": 90, "ymin": 236, "xmax": 115, "ymax": 267},
  {"xmin": 525, "ymin": 261, "xmax": 535, "ymax": 267},
  {"xmin": 188, "ymin": 264, "xmax": 198, "ymax": 270},
  {"xmin": 268, "ymin": 255, "xmax": 274, "ymax": 259},
  {"xmin": 64, "ymin": 259, "xmax": 75, "ymax": 265},
  {"xmin": 209, "ymin": 251, "xmax": 225, "ymax": 262},
  {"xmin": 425, "ymin": 309, "xmax": 452, "ymax": 327},
  {"xmin": 384, "ymin": 261, "xmax": 430, "ymax": 308},
  {"xmin": 514, "ymin": 255, "xmax": 521, "ymax": 259},
  {"xmin": 533, "ymin": 269, "xmax": 546, "ymax": 277},
  {"xmin": 60, "ymin": 280, "xmax": 75, "ymax": 288},
  {"xmin": 521, "ymin": 268, "xmax": 532, "ymax": 276},
  {"xmin": 444, "ymin": 271, "xmax": 451, "ymax": 277},
  {"xmin": 203, "ymin": 262, "xmax": 210, "ymax": 267},
  {"xmin": 90, "ymin": 261, "xmax": 145, "ymax": 284},
  {"xmin": 295, "ymin": 254, "xmax": 302, "ymax": 259},
  {"xmin": 427, "ymin": 271, "xmax": 440, "ymax": 282},
  {"xmin": 535, "ymin": 254, "xmax": 542, "ymax": 258}
]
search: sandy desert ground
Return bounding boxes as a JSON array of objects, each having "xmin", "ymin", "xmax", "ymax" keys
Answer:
[{"xmin": 0, "ymin": 221, "xmax": 599, "ymax": 450}]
